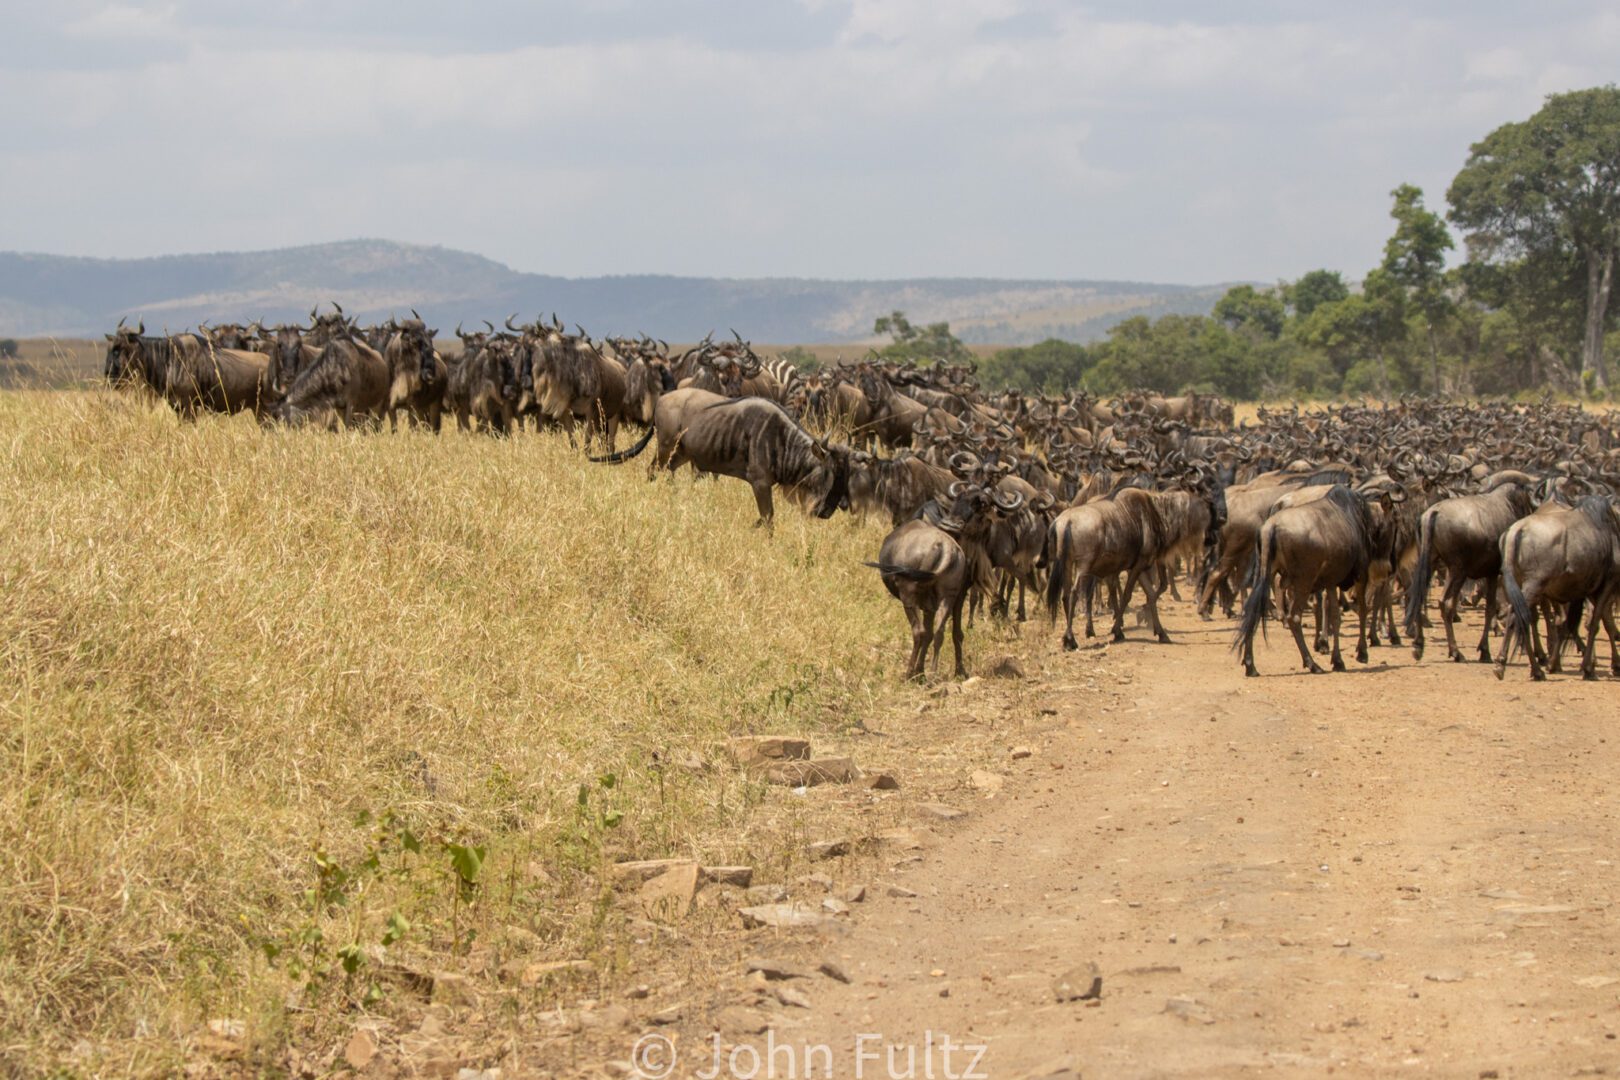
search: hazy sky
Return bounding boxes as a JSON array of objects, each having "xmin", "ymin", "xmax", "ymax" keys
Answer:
[{"xmin": 1, "ymin": 1, "xmax": 1615, "ymax": 283}]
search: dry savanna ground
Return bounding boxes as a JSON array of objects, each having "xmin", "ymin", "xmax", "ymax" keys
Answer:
[{"xmin": 6, "ymin": 384, "xmax": 1620, "ymax": 1080}]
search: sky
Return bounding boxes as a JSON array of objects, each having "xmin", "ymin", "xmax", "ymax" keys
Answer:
[{"xmin": 1, "ymin": 1, "xmax": 1616, "ymax": 284}]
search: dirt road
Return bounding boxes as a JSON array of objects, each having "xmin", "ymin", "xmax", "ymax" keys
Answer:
[{"xmin": 676, "ymin": 600, "xmax": 1620, "ymax": 1079}]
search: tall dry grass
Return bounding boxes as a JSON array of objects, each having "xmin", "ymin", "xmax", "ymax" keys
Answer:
[{"xmin": 0, "ymin": 390, "xmax": 902, "ymax": 1074}]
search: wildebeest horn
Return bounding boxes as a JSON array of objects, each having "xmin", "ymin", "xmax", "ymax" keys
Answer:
[
  {"xmin": 332, "ymin": 301, "xmax": 343, "ymax": 315},
  {"xmin": 506, "ymin": 314, "xmax": 521, "ymax": 332},
  {"xmin": 411, "ymin": 308, "xmax": 421, "ymax": 321},
  {"xmin": 136, "ymin": 319, "xmax": 144, "ymax": 335},
  {"xmin": 552, "ymin": 313, "xmax": 563, "ymax": 332},
  {"xmin": 947, "ymin": 481, "xmax": 967, "ymax": 498},
  {"xmin": 948, "ymin": 451, "xmax": 978, "ymax": 477},
  {"xmin": 992, "ymin": 489, "xmax": 1026, "ymax": 513}
]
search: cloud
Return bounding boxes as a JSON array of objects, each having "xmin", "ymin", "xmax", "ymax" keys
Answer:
[{"xmin": 1, "ymin": 1, "xmax": 1617, "ymax": 284}]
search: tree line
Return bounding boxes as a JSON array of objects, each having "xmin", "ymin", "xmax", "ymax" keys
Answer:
[{"xmin": 880, "ymin": 86, "xmax": 1620, "ymax": 402}]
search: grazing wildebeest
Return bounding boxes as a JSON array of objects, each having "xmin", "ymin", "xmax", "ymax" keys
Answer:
[
  {"xmin": 847, "ymin": 451, "xmax": 958, "ymax": 526},
  {"xmin": 165, "ymin": 337, "xmax": 275, "ymax": 420},
  {"xmin": 1495, "ymin": 495, "xmax": 1620, "ymax": 681},
  {"xmin": 866, "ymin": 483, "xmax": 1001, "ymax": 679},
  {"xmin": 383, "ymin": 315, "xmax": 445, "ymax": 432},
  {"xmin": 1405, "ymin": 473, "xmax": 1537, "ymax": 663},
  {"xmin": 594, "ymin": 387, "xmax": 851, "ymax": 528},
  {"xmin": 272, "ymin": 330, "xmax": 390, "ymax": 429},
  {"xmin": 1045, "ymin": 486, "xmax": 1175, "ymax": 648},
  {"xmin": 1234, "ymin": 485, "xmax": 1400, "ymax": 677}
]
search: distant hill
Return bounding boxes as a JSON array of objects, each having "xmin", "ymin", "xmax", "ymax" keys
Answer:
[{"xmin": 0, "ymin": 239, "xmax": 1229, "ymax": 345}]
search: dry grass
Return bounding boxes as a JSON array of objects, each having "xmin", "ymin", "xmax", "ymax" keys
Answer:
[{"xmin": 0, "ymin": 390, "xmax": 905, "ymax": 1075}]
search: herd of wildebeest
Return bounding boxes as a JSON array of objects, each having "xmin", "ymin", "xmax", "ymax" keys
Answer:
[{"xmin": 99, "ymin": 306, "xmax": 1620, "ymax": 684}]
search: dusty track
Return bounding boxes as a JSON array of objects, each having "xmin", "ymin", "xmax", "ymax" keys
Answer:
[{"xmin": 672, "ymin": 598, "xmax": 1620, "ymax": 1079}]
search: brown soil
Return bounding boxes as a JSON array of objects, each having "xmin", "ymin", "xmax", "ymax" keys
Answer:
[{"xmin": 657, "ymin": 598, "xmax": 1620, "ymax": 1079}]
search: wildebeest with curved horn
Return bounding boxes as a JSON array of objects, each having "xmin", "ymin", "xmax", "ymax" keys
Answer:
[
  {"xmin": 1045, "ymin": 486, "xmax": 1175, "ymax": 648},
  {"xmin": 1234, "ymin": 484, "xmax": 1401, "ymax": 677},
  {"xmin": 593, "ymin": 387, "xmax": 851, "ymax": 528},
  {"xmin": 1404, "ymin": 472, "xmax": 1537, "ymax": 663},
  {"xmin": 272, "ymin": 326, "xmax": 390, "ymax": 429},
  {"xmin": 383, "ymin": 315, "xmax": 446, "ymax": 432},
  {"xmin": 1494, "ymin": 495, "xmax": 1620, "ymax": 681},
  {"xmin": 865, "ymin": 482, "xmax": 1001, "ymax": 679}
]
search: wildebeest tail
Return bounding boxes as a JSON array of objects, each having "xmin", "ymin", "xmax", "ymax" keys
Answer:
[
  {"xmin": 1234, "ymin": 522, "xmax": 1275, "ymax": 651},
  {"xmin": 1404, "ymin": 507, "xmax": 1436, "ymax": 637},
  {"xmin": 590, "ymin": 426, "xmax": 654, "ymax": 463},
  {"xmin": 863, "ymin": 561, "xmax": 937, "ymax": 582},
  {"xmin": 1044, "ymin": 520, "xmax": 1067, "ymax": 620},
  {"xmin": 1500, "ymin": 527, "xmax": 1532, "ymax": 661}
]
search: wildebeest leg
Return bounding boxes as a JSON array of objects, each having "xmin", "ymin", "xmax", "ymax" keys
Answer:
[
  {"xmin": 1082, "ymin": 576, "xmax": 1097, "ymax": 639},
  {"xmin": 1060, "ymin": 572, "xmax": 1081, "ymax": 652},
  {"xmin": 1382, "ymin": 582, "xmax": 1402, "ymax": 648},
  {"xmin": 949, "ymin": 588, "xmax": 968, "ymax": 678},
  {"xmin": 1601, "ymin": 604, "xmax": 1620, "ymax": 676},
  {"xmin": 922, "ymin": 604, "xmax": 941, "ymax": 674},
  {"xmin": 1348, "ymin": 583, "xmax": 1366, "ymax": 667},
  {"xmin": 1312, "ymin": 591, "xmax": 1329, "ymax": 654},
  {"xmin": 1289, "ymin": 589, "xmax": 1326, "ymax": 675},
  {"xmin": 1167, "ymin": 559, "xmax": 1184, "ymax": 602},
  {"xmin": 1438, "ymin": 570, "xmax": 1465, "ymax": 662},
  {"xmin": 1475, "ymin": 574, "xmax": 1498, "ymax": 663},
  {"xmin": 1578, "ymin": 602, "xmax": 1603, "ymax": 681},
  {"xmin": 1141, "ymin": 566, "xmax": 1172, "ymax": 644},
  {"xmin": 748, "ymin": 474, "xmax": 775, "ymax": 530},
  {"xmin": 1543, "ymin": 602, "xmax": 1564, "ymax": 674},
  {"xmin": 902, "ymin": 598, "xmax": 927, "ymax": 680},
  {"xmin": 1326, "ymin": 584, "xmax": 1349, "ymax": 671}
]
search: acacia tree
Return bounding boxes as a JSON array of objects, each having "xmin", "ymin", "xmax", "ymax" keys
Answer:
[
  {"xmin": 1448, "ymin": 86, "xmax": 1620, "ymax": 390},
  {"xmin": 1381, "ymin": 184, "xmax": 1454, "ymax": 392}
]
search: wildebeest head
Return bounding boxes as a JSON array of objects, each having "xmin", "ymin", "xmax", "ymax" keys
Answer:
[{"xmin": 808, "ymin": 436, "xmax": 853, "ymax": 518}]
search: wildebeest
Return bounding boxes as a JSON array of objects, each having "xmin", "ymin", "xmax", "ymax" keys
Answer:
[
  {"xmin": 272, "ymin": 329, "xmax": 390, "ymax": 429},
  {"xmin": 866, "ymin": 483, "xmax": 1002, "ymax": 679},
  {"xmin": 105, "ymin": 322, "xmax": 272, "ymax": 419},
  {"xmin": 1495, "ymin": 495, "xmax": 1620, "ymax": 681},
  {"xmin": 1405, "ymin": 473, "xmax": 1536, "ymax": 663},
  {"xmin": 445, "ymin": 338, "xmax": 520, "ymax": 434},
  {"xmin": 1234, "ymin": 485, "xmax": 1400, "ymax": 677},
  {"xmin": 517, "ymin": 318, "xmax": 626, "ymax": 450},
  {"xmin": 594, "ymin": 387, "xmax": 851, "ymax": 528},
  {"xmin": 383, "ymin": 315, "xmax": 445, "ymax": 432},
  {"xmin": 1045, "ymin": 486, "xmax": 1175, "ymax": 648},
  {"xmin": 103, "ymin": 321, "xmax": 169, "ymax": 398}
]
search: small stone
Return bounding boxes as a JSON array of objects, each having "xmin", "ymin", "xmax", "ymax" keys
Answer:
[
  {"xmin": 739, "ymin": 903, "xmax": 833, "ymax": 930},
  {"xmin": 430, "ymin": 972, "xmax": 479, "ymax": 1009},
  {"xmin": 916, "ymin": 802, "xmax": 967, "ymax": 822},
  {"xmin": 886, "ymin": 884, "xmax": 919, "ymax": 899},
  {"xmin": 650, "ymin": 1005, "xmax": 684, "ymax": 1025},
  {"xmin": 1575, "ymin": 976, "xmax": 1620, "ymax": 989},
  {"xmin": 730, "ymin": 736, "xmax": 811, "ymax": 769},
  {"xmin": 865, "ymin": 772, "xmax": 901, "ymax": 790},
  {"xmin": 819, "ymin": 960, "xmax": 851, "ymax": 983},
  {"xmin": 578, "ymin": 1003, "xmax": 633, "ymax": 1033},
  {"xmin": 457, "ymin": 1070, "xmax": 502, "ymax": 1080},
  {"xmin": 345, "ymin": 1029, "xmax": 378, "ymax": 1070},
  {"xmin": 823, "ymin": 898, "xmax": 850, "ymax": 916},
  {"xmin": 745, "ymin": 884, "xmax": 790, "ymax": 904},
  {"xmin": 702, "ymin": 866, "xmax": 754, "ymax": 887},
  {"xmin": 639, "ymin": 861, "xmax": 700, "ymax": 921},
  {"xmin": 1164, "ymin": 996, "xmax": 1215, "ymax": 1024},
  {"xmin": 746, "ymin": 959, "xmax": 807, "ymax": 981},
  {"xmin": 1052, "ymin": 962, "xmax": 1102, "ymax": 1002},
  {"xmin": 626, "ymin": 984, "xmax": 650, "ymax": 999},
  {"xmin": 844, "ymin": 884, "xmax": 868, "ymax": 903},
  {"xmin": 970, "ymin": 770, "xmax": 1005, "ymax": 795},
  {"xmin": 807, "ymin": 839, "xmax": 851, "ymax": 861},
  {"xmin": 612, "ymin": 858, "xmax": 699, "ymax": 885},
  {"xmin": 716, "ymin": 1006, "xmax": 771, "ymax": 1036},
  {"xmin": 875, "ymin": 828, "xmax": 925, "ymax": 850},
  {"xmin": 803, "ymin": 872, "xmax": 834, "ymax": 890},
  {"xmin": 776, "ymin": 985, "xmax": 813, "ymax": 1009},
  {"xmin": 766, "ymin": 757, "xmax": 863, "ymax": 786},
  {"xmin": 1010, "ymin": 746, "xmax": 1035, "ymax": 760},
  {"xmin": 1332, "ymin": 939, "xmax": 1351, "ymax": 948},
  {"xmin": 930, "ymin": 968, "xmax": 946, "ymax": 978},
  {"xmin": 1424, "ymin": 968, "xmax": 1465, "ymax": 983}
]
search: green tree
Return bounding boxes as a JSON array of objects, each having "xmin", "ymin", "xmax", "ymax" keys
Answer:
[
  {"xmin": 1284, "ymin": 270, "xmax": 1350, "ymax": 319},
  {"xmin": 1296, "ymin": 271, "xmax": 1409, "ymax": 396},
  {"xmin": 873, "ymin": 310, "xmax": 974, "ymax": 363},
  {"xmin": 1448, "ymin": 86, "xmax": 1620, "ymax": 390},
  {"xmin": 980, "ymin": 339, "xmax": 1095, "ymax": 393},
  {"xmin": 1213, "ymin": 285, "xmax": 1286, "ymax": 339},
  {"xmin": 1380, "ymin": 184, "xmax": 1455, "ymax": 392}
]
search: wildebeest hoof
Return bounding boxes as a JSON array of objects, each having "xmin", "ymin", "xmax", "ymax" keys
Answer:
[
  {"xmin": 1334, "ymin": 658, "xmax": 1348, "ymax": 672},
  {"xmin": 1111, "ymin": 631, "xmax": 1126, "ymax": 643},
  {"xmin": 1062, "ymin": 637, "xmax": 1078, "ymax": 652},
  {"xmin": 1493, "ymin": 665, "xmax": 1507, "ymax": 681},
  {"xmin": 1244, "ymin": 666, "xmax": 1259, "ymax": 678},
  {"xmin": 1355, "ymin": 649, "xmax": 1367, "ymax": 664},
  {"xmin": 1156, "ymin": 633, "xmax": 1171, "ymax": 644}
]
